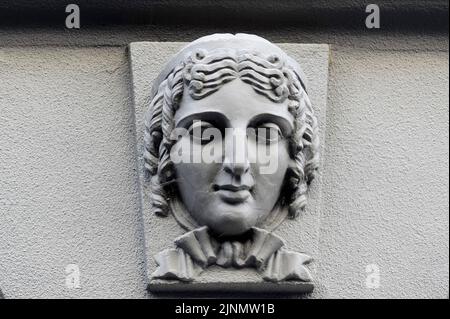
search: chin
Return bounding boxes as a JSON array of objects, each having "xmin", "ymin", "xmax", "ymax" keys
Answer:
[{"xmin": 207, "ymin": 209, "xmax": 257, "ymax": 236}]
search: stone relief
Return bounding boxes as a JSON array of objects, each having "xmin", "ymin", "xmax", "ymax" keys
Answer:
[{"xmin": 143, "ymin": 34, "xmax": 319, "ymax": 284}]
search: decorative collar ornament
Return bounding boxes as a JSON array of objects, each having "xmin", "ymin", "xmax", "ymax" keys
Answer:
[{"xmin": 152, "ymin": 226, "xmax": 313, "ymax": 282}]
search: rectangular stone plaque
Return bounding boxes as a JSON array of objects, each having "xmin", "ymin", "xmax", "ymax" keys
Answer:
[{"xmin": 129, "ymin": 40, "xmax": 329, "ymax": 293}]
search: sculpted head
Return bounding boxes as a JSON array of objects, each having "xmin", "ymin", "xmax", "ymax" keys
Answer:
[{"xmin": 144, "ymin": 34, "xmax": 319, "ymax": 237}]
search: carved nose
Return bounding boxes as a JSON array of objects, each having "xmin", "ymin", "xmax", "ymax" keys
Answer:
[
  {"xmin": 222, "ymin": 127, "xmax": 250, "ymax": 177},
  {"xmin": 223, "ymin": 158, "xmax": 250, "ymax": 177}
]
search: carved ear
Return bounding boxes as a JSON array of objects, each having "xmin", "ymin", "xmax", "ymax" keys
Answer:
[
  {"xmin": 284, "ymin": 160, "xmax": 300, "ymax": 195},
  {"xmin": 288, "ymin": 133, "xmax": 304, "ymax": 155}
]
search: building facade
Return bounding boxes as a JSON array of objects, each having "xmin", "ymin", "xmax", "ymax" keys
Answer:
[{"xmin": 0, "ymin": 1, "xmax": 448, "ymax": 298}]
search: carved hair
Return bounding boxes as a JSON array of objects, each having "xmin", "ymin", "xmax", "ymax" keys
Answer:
[{"xmin": 144, "ymin": 48, "xmax": 319, "ymax": 219}]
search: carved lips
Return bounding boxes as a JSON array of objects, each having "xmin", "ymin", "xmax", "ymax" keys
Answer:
[{"xmin": 212, "ymin": 184, "xmax": 252, "ymax": 204}]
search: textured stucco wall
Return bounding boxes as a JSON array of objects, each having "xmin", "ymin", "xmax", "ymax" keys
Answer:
[
  {"xmin": 0, "ymin": 32, "xmax": 448, "ymax": 298},
  {"xmin": 0, "ymin": 47, "xmax": 147, "ymax": 298},
  {"xmin": 317, "ymin": 47, "xmax": 449, "ymax": 298}
]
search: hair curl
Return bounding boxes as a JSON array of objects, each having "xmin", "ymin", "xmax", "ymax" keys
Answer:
[{"xmin": 144, "ymin": 48, "xmax": 319, "ymax": 219}]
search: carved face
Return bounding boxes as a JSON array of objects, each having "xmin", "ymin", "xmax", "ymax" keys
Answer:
[{"xmin": 172, "ymin": 79, "xmax": 294, "ymax": 236}]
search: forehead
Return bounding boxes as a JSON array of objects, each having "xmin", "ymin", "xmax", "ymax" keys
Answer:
[{"xmin": 174, "ymin": 79, "xmax": 293, "ymax": 127}]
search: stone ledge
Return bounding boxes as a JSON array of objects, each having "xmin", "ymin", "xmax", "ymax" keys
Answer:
[{"xmin": 149, "ymin": 280, "xmax": 314, "ymax": 294}]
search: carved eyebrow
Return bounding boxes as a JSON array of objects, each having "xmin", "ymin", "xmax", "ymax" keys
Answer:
[
  {"xmin": 175, "ymin": 111, "xmax": 230, "ymax": 129},
  {"xmin": 248, "ymin": 113, "xmax": 294, "ymax": 136}
]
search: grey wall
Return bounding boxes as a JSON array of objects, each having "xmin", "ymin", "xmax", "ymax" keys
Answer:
[
  {"xmin": 317, "ymin": 44, "xmax": 449, "ymax": 299},
  {"xmin": 0, "ymin": 29, "xmax": 448, "ymax": 298},
  {"xmin": 0, "ymin": 47, "xmax": 147, "ymax": 298}
]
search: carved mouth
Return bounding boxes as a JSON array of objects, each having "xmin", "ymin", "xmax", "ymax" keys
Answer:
[
  {"xmin": 213, "ymin": 184, "xmax": 251, "ymax": 192},
  {"xmin": 212, "ymin": 184, "xmax": 252, "ymax": 204}
]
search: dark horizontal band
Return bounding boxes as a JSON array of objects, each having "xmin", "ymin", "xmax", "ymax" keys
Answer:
[{"xmin": 0, "ymin": 0, "xmax": 448, "ymax": 31}]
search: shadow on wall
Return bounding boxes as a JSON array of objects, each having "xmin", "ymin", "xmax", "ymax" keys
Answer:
[{"xmin": 0, "ymin": 288, "xmax": 4, "ymax": 299}]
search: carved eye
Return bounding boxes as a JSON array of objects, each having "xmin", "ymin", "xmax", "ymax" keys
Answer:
[
  {"xmin": 253, "ymin": 123, "xmax": 283, "ymax": 144},
  {"xmin": 187, "ymin": 120, "xmax": 215, "ymax": 145}
]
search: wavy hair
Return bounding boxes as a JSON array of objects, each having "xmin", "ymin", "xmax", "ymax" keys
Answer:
[{"xmin": 144, "ymin": 48, "xmax": 319, "ymax": 219}]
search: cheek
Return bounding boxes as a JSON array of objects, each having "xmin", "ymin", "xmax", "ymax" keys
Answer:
[
  {"xmin": 250, "ymin": 140, "xmax": 290, "ymax": 172},
  {"xmin": 251, "ymin": 141, "xmax": 290, "ymax": 200},
  {"xmin": 171, "ymin": 138, "xmax": 222, "ymax": 211},
  {"xmin": 174, "ymin": 162, "xmax": 219, "ymax": 191},
  {"xmin": 173, "ymin": 162, "xmax": 218, "ymax": 216}
]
